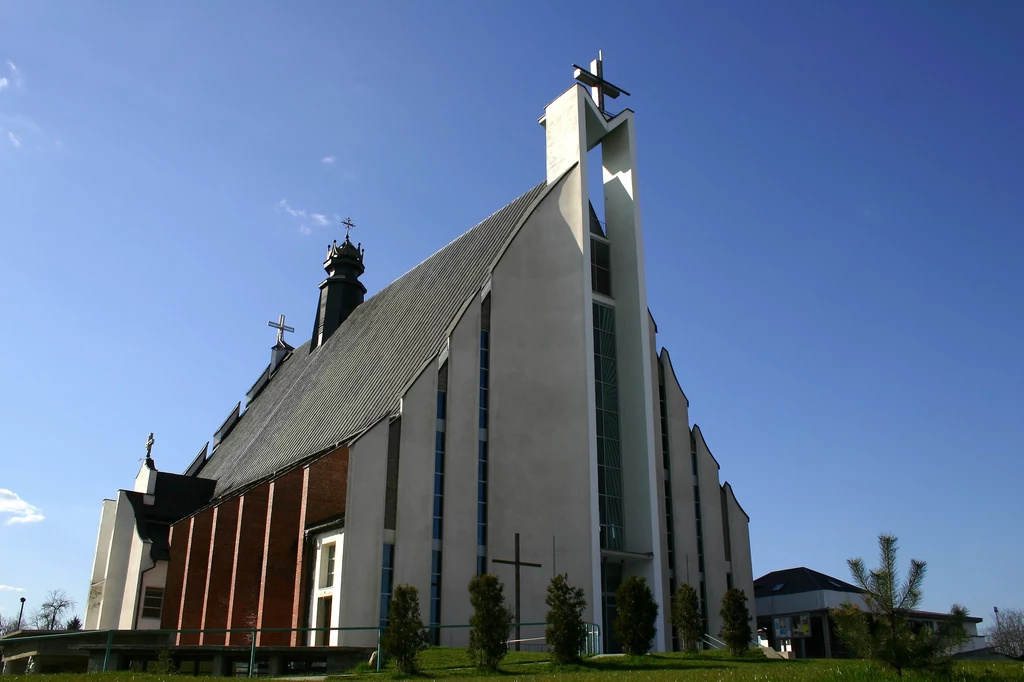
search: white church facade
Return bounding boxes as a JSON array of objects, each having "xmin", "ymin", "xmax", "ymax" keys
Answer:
[{"xmin": 85, "ymin": 59, "xmax": 754, "ymax": 657}]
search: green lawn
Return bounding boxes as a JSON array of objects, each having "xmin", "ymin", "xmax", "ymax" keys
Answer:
[
  {"xmin": 345, "ymin": 647, "xmax": 1021, "ymax": 681},
  {"xmin": 4, "ymin": 649, "xmax": 1021, "ymax": 681}
]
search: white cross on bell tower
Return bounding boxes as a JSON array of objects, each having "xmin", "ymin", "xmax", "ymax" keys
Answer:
[{"xmin": 572, "ymin": 50, "xmax": 630, "ymax": 114}]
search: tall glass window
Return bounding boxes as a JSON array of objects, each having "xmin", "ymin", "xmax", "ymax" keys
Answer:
[
  {"xmin": 430, "ymin": 370, "xmax": 447, "ymax": 644},
  {"xmin": 477, "ymin": 315, "xmax": 490, "ymax": 575},
  {"xmin": 379, "ymin": 543, "xmax": 395, "ymax": 627},
  {"xmin": 693, "ymin": 450, "xmax": 708, "ymax": 635},
  {"xmin": 658, "ymin": 363, "xmax": 679, "ymax": 650},
  {"xmin": 591, "ymin": 237, "xmax": 612, "ymax": 296},
  {"xmin": 593, "ymin": 302, "xmax": 624, "ymax": 551}
]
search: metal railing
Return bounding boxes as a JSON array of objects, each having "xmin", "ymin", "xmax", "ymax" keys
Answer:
[{"xmin": 1, "ymin": 621, "xmax": 601, "ymax": 677}]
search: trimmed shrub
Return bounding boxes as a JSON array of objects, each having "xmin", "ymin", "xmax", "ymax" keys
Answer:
[
  {"xmin": 381, "ymin": 584, "xmax": 428, "ymax": 674},
  {"xmin": 613, "ymin": 576, "xmax": 658, "ymax": 656},
  {"xmin": 545, "ymin": 573, "xmax": 588, "ymax": 664}
]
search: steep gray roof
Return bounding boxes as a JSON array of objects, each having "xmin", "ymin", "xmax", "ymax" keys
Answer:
[{"xmin": 196, "ymin": 182, "xmax": 547, "ymax": 498}]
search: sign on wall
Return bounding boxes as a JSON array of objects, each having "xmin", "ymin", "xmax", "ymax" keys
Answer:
[
  {"xmin": 794, "ymin": 613, "xmax": 811, "ymax": 638},
  {"xmin": 773, "ymin": 616, "xmax": 792, "ymax": 639}
]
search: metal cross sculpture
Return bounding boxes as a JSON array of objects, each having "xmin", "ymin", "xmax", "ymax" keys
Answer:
[
  {"xmin": 267, "ymin": 314, "xmax": 295, "ymax": 345},
  {"xmin": 492, "ymin": 532, "xmax": 543, "ymax": 650},
  {"xmin": 145, "ymin": 433, "xmax": 155, "ymax": 459},
  {"xmin": 572, "ymin": 50, "xmax": 630, "ymax": 113},
  {"xmin": 341, "ymin": 217, "xmax": 356, "ymax": 241}
]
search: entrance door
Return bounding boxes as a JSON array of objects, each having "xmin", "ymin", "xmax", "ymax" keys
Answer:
[
  {"xmin": 601, "ymin": 561, "xmax": 623, "ymax": 653},
  {"xmin": 315, "ymin": 596, "xmax": 333, "ymax": 646}
]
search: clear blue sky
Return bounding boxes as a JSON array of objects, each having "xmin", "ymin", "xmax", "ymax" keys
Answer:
[{"xmin": 1, "ymin": 1, "xmax": 1021, "ymax": 627}]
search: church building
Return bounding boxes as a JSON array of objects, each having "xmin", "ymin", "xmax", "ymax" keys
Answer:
[{"xmin": 85, "ymin": 58, "xmax": 754, "ymax": 655}]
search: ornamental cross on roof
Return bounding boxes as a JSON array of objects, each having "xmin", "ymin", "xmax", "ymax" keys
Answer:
[
  {"xmin": 341, "ymin": 217, "xmax": 356, "ymax": 240},
  {"xmin": 268, "ymin": 314, "xmax": 295, "ymax": 346},
  {"xmin": 572, "ymin": 50, "xmax": 631, "ymax": 113}
]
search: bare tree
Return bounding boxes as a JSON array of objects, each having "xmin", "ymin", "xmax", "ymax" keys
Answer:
[
  {"xmin": 989, "ymin": 608, "xmax": 1024, "ymax": 659},
  {"xmin": 0, "ymin": 614, "xmax": 21, "ymax": 636},
  {"xmin": 28, "ymin": 590, "xmax": 76, "ymax": 631}
]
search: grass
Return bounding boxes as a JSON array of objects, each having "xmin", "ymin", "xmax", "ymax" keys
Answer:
[
  {"xmin": 339, "ymin": 647, "xmax": 1024, "ymax": 681},
  {"xmin": 4, "ymin": 650, "xmax": 1021, "ymax": 681}
]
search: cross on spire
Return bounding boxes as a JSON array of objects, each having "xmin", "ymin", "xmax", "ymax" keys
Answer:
[
  {"xmin": 267, "ymin": 314, "xmax": 295, "ymax": 346},
  {"xmin": 341, "ymin": 217, "xmax": 356, "ymax": 241},
  {"xmin": 572, "ymin": 50, "xmax": 630, "ymax": 113}
]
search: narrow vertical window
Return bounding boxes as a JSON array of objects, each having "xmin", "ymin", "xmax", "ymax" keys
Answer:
[
  {"xmin": 693, "ymin": 446, "xmax": 708, "ymax": 636},
  {"xmin": 593, "ymin": 302, "xmax": 624, "ymax": 551},
  {"xmin": 379, "ymin": 543, "xmax": 395, "ymax": 627},
  {"xmin": 430, "ymin": 363, "xmax": 448, "ymax": 644},
  {"xmin": 477, "ymin": 297, "xmax": 490, "ymax": 574},
  {"xmin": 658, "ymin": 361, "xmax": 679, "ymax": 650},
  {"xmin": 324, "ymin": 544, "xmax": 336, "ymax": 588},
  {"xmin": 591, "ymin": 237, "xmax": 612, "ymax": 296}
]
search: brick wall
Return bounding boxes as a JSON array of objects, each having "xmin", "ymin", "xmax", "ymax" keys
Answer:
[
  {"xmin": 290, "ymin": 448, "xmax": 349, "ymax": 643},
  {"xmin": 161, "ymin": 445, "xmax": 350, "ymax": 648},
  {"xmin": 256, "ymin": 468, "xmax": 304, "ymax": 646},
  {"xmin": 161, "ymin": 524, "xmax": 187, "ymax": 630},
  {"xmin": 177, "ymin": 508, "xmax": 214, "ymax": 644},
  {"xmin": 225, "ymin": 482, "xmax": 269, "ymax": 645},
  {"xmin": 199, "ymin": 497, "xmax": 239, "ymax": 645}
]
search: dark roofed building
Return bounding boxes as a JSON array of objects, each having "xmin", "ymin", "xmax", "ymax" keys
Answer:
[
  {"xmin": 82, "ymin": 57, "xmax": 755, "ymax": 664},
  {"xmin": 754, "ymin": 567, "xmax": 986, "ymax": 659}
]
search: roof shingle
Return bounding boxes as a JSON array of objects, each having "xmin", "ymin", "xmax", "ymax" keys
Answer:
[{"xmin": 195, "ymin": 182, "xmax": 547, "ymax": 498}]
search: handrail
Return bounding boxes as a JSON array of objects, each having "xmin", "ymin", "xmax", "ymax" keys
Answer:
[
  {"xmin": 1, "ymin": 621, "xmax": 602, "ymax": 676},
  {"xmin": 701, "ymin": 633, "xmax": 726, "ymax": 649}
]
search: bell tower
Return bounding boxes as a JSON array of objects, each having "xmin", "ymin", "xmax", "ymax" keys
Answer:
[{"xmin": 310, "ymin": 218, "xmax": 366, "ymax": 352}]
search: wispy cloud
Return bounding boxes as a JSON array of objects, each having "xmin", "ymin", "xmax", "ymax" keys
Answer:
[
  {"xmin": 0, "ymin": 489, "xmax": 44, "ymax": 525},
  {"xmin": 321, "ymin": 154, "xmax": 336, "ymax": 165},
  {"xmin": 0, "ymin": 585, "xmax": 26, "ymax": 592},
  {"xmin": 298, "ymin": 225, "xmax": 312, "ymax": 235},
  {"xmin": 7, "ymin": 131, "xmax": 20, "ymax": 148},
  {"xmin": 310, "ymin": 213, "xmax": 329, "ymax": 226},
  {"xmin": 276, "ymin": 198, "xmax": 306, "ymax": 218},
  {"xmin": 0, "ymin": 78, "xmax": 7, "ymax": 91},
  {"xmin": 5, "ymin": 59, "xmax": 22, "ymax": 88}
]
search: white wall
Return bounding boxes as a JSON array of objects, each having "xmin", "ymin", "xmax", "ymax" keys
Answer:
[
  {"xmin": 756, "ymin": 589, "xmax": 867, "ymax": 618},
  {"xmin": 724, "ymin": 483, "xmax": 754, "ymax": 620},
  {"xmin": 439, "ymin": 298, "xmax": 482, "ymax": 647},
  {"xmin": 489, "ymin": 164, "xmax": 598, "ymax": 628},
  {"xmin": 662, "ymin": 351, "xmax": 700, "ymax": 595},
  {"xmin": 338, "ymin": 419, "xmax": 388, "ymax": 647},
  {"xmin": 134, "ymin": 560, "xmax": 168, "ymax": 630},
  {"xmin": 694, "ymin": 427, "xmax": 728, "ymax": 639},
  {"xmin": 649, "ymin": 317, "xmax": 673, "ymax": 643},
  {"xmin": 307, "ymin": 530, "xmax": 344, "ymax": 646},
  {"xmin": 95, "ymin": 491, "xmax": 136, "ymax": 630},
  {"xmin": 118, "ymin": 527, "xmax": 151, "ymax": 629},
  {"xmin": 85, "ymin": 499, "xmax": 116, "ymax": 630},
  {"xmin": 393, "ymin": 367, "xmax": 438, "ymax": 615}
]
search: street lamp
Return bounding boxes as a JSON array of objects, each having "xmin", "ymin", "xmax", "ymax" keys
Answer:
[{"xmin": 16, "ymin": 597, "xmax": 26, "ymax": 631}]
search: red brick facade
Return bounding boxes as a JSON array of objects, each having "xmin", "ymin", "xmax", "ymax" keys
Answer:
[
  {"xmin": 199, "ymin": 498, "xmax": 239, "ymax": 644},
  {"xmin": 161, "ymin": 446, "xmax": 349, "ymax": 646}
]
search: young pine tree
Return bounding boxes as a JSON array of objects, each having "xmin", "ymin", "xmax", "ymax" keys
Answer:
[
  {"xmin": 671, "ymin": 584, "xmax": 703, "ymax": 653},
  {"xmin": 831, "ymin": 534, "xmax": 969, "ymax": 675},
  {"xmin": 381, "ymin": 584, "xmax": 428, "ymax": 674},
  {"xmin": 545, "ymin": 574, "xmax": 588, "ymax": 664},
  {"xmin": 613, "ymin": 576, "xmax": 659, "ymax": 656},
  {"xmin": 467, "ymin": 574, "xmax": 514, "ymax": 671},
  {"xmin": 718, "ymin": 588, "xmax": 752, "ymax": 656}
]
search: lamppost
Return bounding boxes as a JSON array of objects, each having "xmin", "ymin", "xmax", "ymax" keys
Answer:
[{"xmin": 16, "ymin": 597, "xmax": 26, "ymax": 631}]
